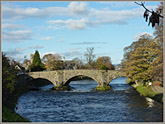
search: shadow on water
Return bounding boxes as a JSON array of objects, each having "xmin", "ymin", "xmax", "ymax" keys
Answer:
[
  {"xmin": 40, "ymin": 77, "xmax": 129, "ymax": 92},
  {"xmin": 110, "ymin": 77, "xmax": 132, "ymax": 91}
]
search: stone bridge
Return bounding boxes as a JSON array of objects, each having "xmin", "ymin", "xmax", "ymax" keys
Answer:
[{"xmin": 28, "ymin": 70, "xmax": 125, "ymax": 87}]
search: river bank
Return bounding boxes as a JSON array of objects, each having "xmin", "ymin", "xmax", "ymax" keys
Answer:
[
  {"xmin": 2, "ymin": 74, "xmax": 52, "ymax": 122},
  {"xmin": 129, "ymin": 82, "xmax": 163, "ymax": 103},
  {"xmin": 2, "ymin": 74, "xmax": 32, "ymax": 122}
]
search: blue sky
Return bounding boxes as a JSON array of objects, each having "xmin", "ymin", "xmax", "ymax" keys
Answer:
[{"xmin": 1, "ymin": 1, "xmax": 161, "ymax": 64}]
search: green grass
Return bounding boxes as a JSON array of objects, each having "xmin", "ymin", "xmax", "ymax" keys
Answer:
[
  {"xmin": 2, "ymin": 106, "xmax": 30, "ymax": 122},
  {"xmin": 136, "ymin": 86, "xmax": 163, "ymax": 103},
  {"xmin": 95, "ymin": 85, "xmax": 111, "ymax": 91}
]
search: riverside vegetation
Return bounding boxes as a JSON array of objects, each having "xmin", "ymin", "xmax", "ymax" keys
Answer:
[
  {"xmin": 2, "ymin": 54, "xmax": 30, "ymax": 122},
  {"xmin": 2, "ymin": 2, "xmax": 163, "ymax": 122},
  {"xmin": 121, "ymin": 3, "xmax": 163, "ymax": 103},
  {"xmin": 2, "ymin": 54, "xmax": 52, "ymax": 122}
]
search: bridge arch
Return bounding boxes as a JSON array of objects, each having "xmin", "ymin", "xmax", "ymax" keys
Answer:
[
  {"xmin": 27, "ymin": 77, "xmax": 52, "ymax": 90},
  {"xmin": 28, "ymin": 70, "xmax": 125, "ymax": 87},
  {"xmin": 64, "ymin": 75, "xmax": 99, "ymax": 86},
  {"xmin": 107, "ymin": 76, "xmax": 127, "ymax": 85}
]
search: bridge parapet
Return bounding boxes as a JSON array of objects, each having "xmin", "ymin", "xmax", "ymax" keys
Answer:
[{"xmin": 28, "ymin": 70, "xmax": 125, "ymax": 87}]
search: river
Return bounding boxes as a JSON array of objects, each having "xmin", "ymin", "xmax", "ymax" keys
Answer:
[{"xmin": 15, "ymin": 77, "xmax": 163, "ymax": 122}]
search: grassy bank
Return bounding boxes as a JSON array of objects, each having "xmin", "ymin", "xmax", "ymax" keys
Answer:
[
  {"xmin": 127, "ymin": 78, "xmax": 163, "ymax": 103},
  {"xmin": 136, "ymin": 86, "xmax": 163, "ymax": 103},
  {"xmin": 2, "ymin": 106, "xmax": 30, "ymax": 122}
]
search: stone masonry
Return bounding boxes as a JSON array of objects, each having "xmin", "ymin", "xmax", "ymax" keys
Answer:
[{"xmin": 28, "ymin": 70, "xmax": 125, "ymax": 86}]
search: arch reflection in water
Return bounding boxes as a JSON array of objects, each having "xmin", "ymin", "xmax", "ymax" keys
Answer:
[{"xmin": 69, "ymin": 78, "xmax": 98, "ymax": 92}]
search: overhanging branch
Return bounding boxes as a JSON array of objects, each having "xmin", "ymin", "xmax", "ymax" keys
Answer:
[{"xmin": 135, "ymin": 2, "xmax": 163, "ymax": 18}]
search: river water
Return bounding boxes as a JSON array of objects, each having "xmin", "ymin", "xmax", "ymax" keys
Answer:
[{"xmin": 15, "ymin": 77, "xmax": 163, "ymax": 122}]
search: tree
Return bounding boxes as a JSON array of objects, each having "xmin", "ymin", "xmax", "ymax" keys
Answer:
[
  {"xmin": 149, "ymin": 2, "xmax": 163, "ymax": 83},
  {"xmin": 84, "ymin": 47, "xmax": 96, "ymax": 69},
  {"xmin": 29, "ymin": 50, "xmax": 45, "ymax": 72},
  {"xmin": 122, "ymin": 34, "xmax": 158, "ymax": 85},
  {"xmin": 96, "ymin": 56, "xmax": 115, "ymax": 70},
  {"xmin": 42, "ymin": 53, "xmax": 63, "ymax": 70},
  {"xmin": 122, "ymin": 2, "xmax": 163, "ymax": 85},
  {"xmin": 53, "ymin": 54, "xmax": 63, "ymax": 70},
  {"xmin": 2, "ymin": 53, "xmax": 17, "ymax": 106},
  {"xmin": 42, "ymin": 54, "xmax": 55, "ymax": 70},
  {"xmin": 72, "ymin": 57, "xmax": 84, "ymax": 69}
]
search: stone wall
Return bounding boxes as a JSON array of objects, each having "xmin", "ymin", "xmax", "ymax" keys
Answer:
[{"xmin": 28, "ymin": 70, "xmax": 125, "ymax": 86}]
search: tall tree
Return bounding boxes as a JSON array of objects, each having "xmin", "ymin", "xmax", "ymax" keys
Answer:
[
  {"xmin": 84, "ymin": 47, "xmax": 95, "ymax": 69},
  {"xmin": 122, "ymin": 34, "xmax": 157, "ymax": 85},
  {"xmin": 2, "ymin": 53, "xmax": 17, "ymax": 107},
  {"xmin": 122, "ymin": 2, "xmax": 163, "ymax": 85},
  {"xmin": 29, "ymin": 50, "xmax": 45, "ymax": 71}
]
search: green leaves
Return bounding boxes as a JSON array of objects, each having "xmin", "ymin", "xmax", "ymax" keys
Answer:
[
  {"xmin": 29, "ymin": 50, "xmax": 45, "ymax": 72},
  {"xmin": 2, "ymin": 53, "xmax": 17, "ymax": 94}
]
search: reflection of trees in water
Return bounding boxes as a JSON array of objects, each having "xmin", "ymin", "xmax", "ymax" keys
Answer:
[{"xmin": 125, "ymin": 89, "xmax": 163, "ymax": 122}]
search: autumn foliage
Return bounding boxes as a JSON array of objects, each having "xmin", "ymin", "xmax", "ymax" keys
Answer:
[{"xmin": 122, "ymin": 3, "xmax": 163, "ymax": 86}]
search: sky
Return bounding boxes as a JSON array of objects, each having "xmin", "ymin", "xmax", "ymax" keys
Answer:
[{"xmin": 1, "ymin": 1, "xmax": 161, "ymax": 64}]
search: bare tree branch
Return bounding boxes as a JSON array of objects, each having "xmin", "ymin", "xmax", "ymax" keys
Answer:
[{"xmin": 135, "ymin": 2, "xmax": 163, "ymax": 18}]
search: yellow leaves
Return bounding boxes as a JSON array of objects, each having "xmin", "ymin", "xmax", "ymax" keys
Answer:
[
  {"xmin": 122, "ymin": 33, "xmax": 163, "ymax": 84},
  {"xmin": 95, "ymin": 56, "xmax": 114, "ymax": 70}
]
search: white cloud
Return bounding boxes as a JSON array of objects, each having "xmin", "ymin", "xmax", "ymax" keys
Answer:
[
  {"xmin": 70, "ymin": 42, "xmax": 107, "ymax": 45},
  {"xmin": 2, "ymin": 2, "xmax": 88, "ymax": 20},
  {"xmin": 134, "ymin": 32, "xmax": 153, "ymax": 40},
  {"xmin": 2, "ymin": 2, "xmax": 143, "ymax": 21},
  {"xmin": 62, "ymin": 49, "xmax": 83, "ymax": 58},
  {"xmin": 29, "ymin": 45, "xmax": 44, "ymax": 49},
  {"xmin": 2, "ymin": 2, "xmax": 156, "ymax": 30},
  {"xmin": 42, "ymin": 51, "xmax": 57, "ymax": 57},
  {"xmin": 47, "ymin": 25, "xmax": 62, "ymax": 30},
  {"xmin": 48, "ymin": 18, "xmax": 89, "ymax": 30},
  {"xmin": 47, "ymin": 6, "xmax": 145, "ymax": 30},
  {"xmin": 2, "ymin": 30, "xmax": 33, "ymax": 42},
  {"xmin": 99, "ymin": 2, "xmax": 136, "ymax": 8},
  {"xmin": 2, "ymin": 4, "xmax": 45, "ymax": 19},
  {"xmin": 68, "ymin": 2, "xmax": 88, "ymax": 15},
  {"xmin": 40, "ymin": 36, "xmax": 55, "ymax": 40},
  {"xmin": 2, "ymin": 23, "xmax": 26, "ymax": 30}
]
